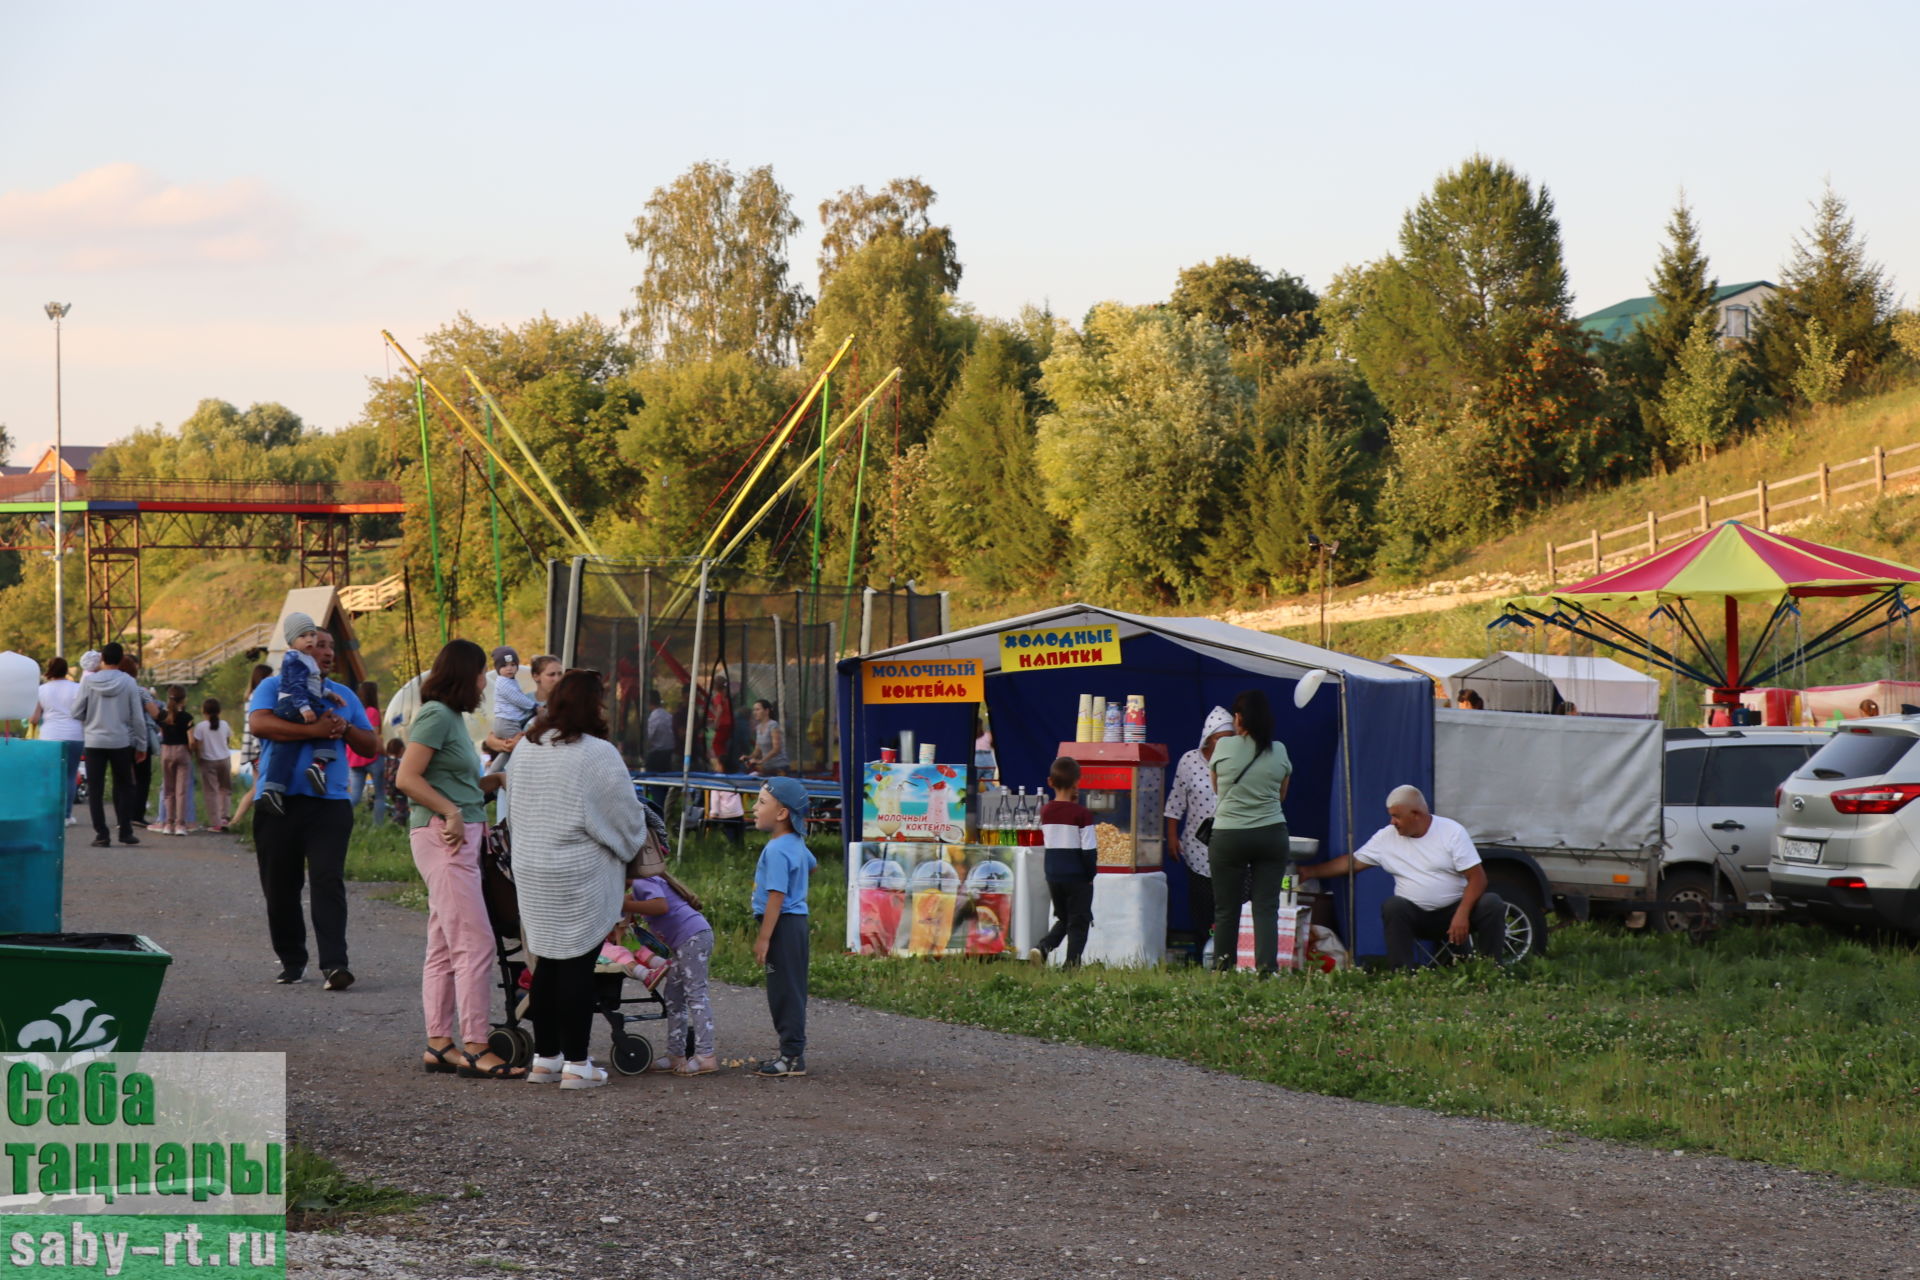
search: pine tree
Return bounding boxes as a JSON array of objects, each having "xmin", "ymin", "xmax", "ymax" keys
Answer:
[
  {"xmin": 1641, "ymin": 196, "xmax": 1718, "ymax": 373},
  {"xmin": 1751, "ymin": 185, "xmax": 1894, "ymax": 400}
]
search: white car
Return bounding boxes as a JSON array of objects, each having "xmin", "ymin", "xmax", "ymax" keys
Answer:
[{"xmin": 1659, "ymin": 727, "xmax": 1828, "ymax": 929}]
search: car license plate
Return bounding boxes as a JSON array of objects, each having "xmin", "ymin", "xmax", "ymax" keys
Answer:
[{"xmin": 1780, "ymin": 838, "xmax": 1823, "ymax": 863}]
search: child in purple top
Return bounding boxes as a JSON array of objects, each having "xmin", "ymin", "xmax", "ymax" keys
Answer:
[{"xmin": 625, "ymin": 874, "xmax": 715, "ymax": 1076}]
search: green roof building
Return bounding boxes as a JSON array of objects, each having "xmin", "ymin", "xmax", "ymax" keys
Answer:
[{"xmin": 1578, "ymin": 280, "xmax": 1775, "ymax": 345}]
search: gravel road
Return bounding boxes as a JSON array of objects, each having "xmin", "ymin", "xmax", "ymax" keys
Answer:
[{"xmin": 58, "ymin": 827, "xmax": 1920, "ymax": 1279}]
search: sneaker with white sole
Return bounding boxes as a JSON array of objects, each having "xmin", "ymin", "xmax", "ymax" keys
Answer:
[
  {"xmin": 559, "ymin": 1060, "xmax": 608, "ymax": 1090},
  {"xmin": 526, "ymin": 1054, "xmax": 565, "ymax": 1084},
  {"xmin": 754, "ymin": 1055, "xmax": 806, "ymax": 1078}
]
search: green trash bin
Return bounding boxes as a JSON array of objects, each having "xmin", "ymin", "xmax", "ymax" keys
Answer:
[{"xmin": 0, "ymin": 933, "xmax": 173, "ymax": 1056}]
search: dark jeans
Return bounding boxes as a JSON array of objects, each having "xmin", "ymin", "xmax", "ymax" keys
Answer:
[
  {"xmin": 1210, "ymin": 822, "xmax": 1289, "ymax": 973},
  {"xmin": 131, "ymin": 751, "xmax": 153, "ymax": 824},
  {"xmin": 1039, "ymin": 877, "xmax": 1096, "ymax": 966},
  {"xmin": 1187, "ymin": 870, "xmax": 1215, "ymax": 959},
  {"xmin": 644, "ymin": 748, "xmax": 674, "ymax": 812},
  {"xmin": 254, "ymin": 796, "xmax": 354, "ymax": 973},
  {"xmin": 530, "ymin": 947, "xmax": 599, "ymax": 1062},
  {"xmin": 762, "ymin": 912, "xmax": 810, "ymax": 1059},
  {"xmin": 82, "ymin": 746, "xmax": 137, "ymax": 839},
  {"xmin": 1382, "ymin": 893, "xmax": 1509, "ymax": 970},
  {"xmin": 60, "ymin": 740, "xmax": 84, "ymax": 810},
  {"xmin": 262, "ymin": 710, "xmax": 334, "ymax": 794}
]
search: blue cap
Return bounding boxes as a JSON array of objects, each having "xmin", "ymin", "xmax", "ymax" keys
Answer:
[{"xmin": 763, "ymin": 776, "xmax": 811, "ymax": 833}]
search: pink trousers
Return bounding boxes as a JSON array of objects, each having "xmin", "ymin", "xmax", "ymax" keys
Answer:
[{"xmin": 410, "ymin": 820, "xmax": 495, "ymax": 1046}]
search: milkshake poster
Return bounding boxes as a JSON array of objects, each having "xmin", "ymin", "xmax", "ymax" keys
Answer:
[{"xmin": 861, "ymin": 762, "xmax": 970, "ymax": 842}]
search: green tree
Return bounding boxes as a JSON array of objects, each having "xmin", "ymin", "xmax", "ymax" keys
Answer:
[
  {"xmin": 1660, "ymin": 323, "xmax": 1745, "ymax": 460},
  {"xmin": 1346, "ymin": 155, "xmax": 1575, "ymax": 420},
  {"xmin": 1894, "ymin": 310, "xmax": 1920, "ymax": 365},
  {"xmin": 1371, "ymin": 413, "xmax": 1505, "ymax": 578},
  {"xmin": 612, "ymin": 354, "xmax": 802, "ymax": 563},
  {"xmin": 1790, "ymin": 319, "xmax": 1846, "ymax": 408},
  {"xmin": 804, "ymin": 215, "xmax": 973, "ymax": 450},
  {"xmin": 623, "ymin": 161, "xmax": 809, "ymax": 365},
  {"xmin": 913, "ymin": 321, "xmax": 1067, "ymax": 589},
  {"xmin": 1640, "ymin": 196, "xmax": 1719, "ymax": 373},
  {"xmin": 1752, "ymin": 186, "xmax": 1894, "ymax": 400},
  {"xmin": 1209, "ymin": 421, "xmax": 1368, "ymax": 595},
  {"xmin": 817, "ymin": 178, "xmax": 961, "ymax": 293},
  {"xmin": 1034, "ymin": 304, "xmax": 1248, "ymax": 601},
  {"xmin": 1168, "ymin": 256, "xmax": 1319, "ymax": 371}
]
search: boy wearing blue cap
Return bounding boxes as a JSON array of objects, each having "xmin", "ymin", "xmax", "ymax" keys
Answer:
[{"xmin": 751, "ymin": 775, "xmax": 818, "ymax": 1077}]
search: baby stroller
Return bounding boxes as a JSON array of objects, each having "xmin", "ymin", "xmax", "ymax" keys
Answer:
[{"xmin": 480, "ymin": 822, "xmax": 672, "ymax": 1076}]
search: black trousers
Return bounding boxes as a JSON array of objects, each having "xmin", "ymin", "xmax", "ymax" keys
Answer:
[
  {"xmin": 82, "ymin": 746, "xmax": 137, "ymax": 839},
  {"xmin": 530, "ymin": 947, "xmax": 599, "ymax": 1062},
  {"xmin": 1187, "ymin": 871, "xmax": 1215, "ymax": 957},
  {"xmin": 130, "ymin": 751, "xmax": 154, "ymax": 824},
  {"xmin": 1209, "ymin": 822, "xmax": 1289, "ymax": 973},
  {"xmin": 762, "ymin": 912, "xmax": 810, "ymax": 1059},
  {"xmin": 253, "ymin": 797, "xmax": 354, "ymax": 973},
  {"xmin": 1382, "ymin": 893, "xmax": 1509, "ymax": 970},
  {"xmin": 1039, "ymin": 877, "xmax": 1096, "ymax": 966}
]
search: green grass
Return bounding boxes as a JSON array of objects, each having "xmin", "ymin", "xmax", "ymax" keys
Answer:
[
  {"xmin": 663, "ymin": 837, "xmax": 1920, "ymax": 1187},
  {"xmin": 346, "ymin": 821, "xmax": 1920, "ymax": 1185},
  {"xmin": 285, "ymin": 1142, "xmax": 425, "ymax": 1228}
]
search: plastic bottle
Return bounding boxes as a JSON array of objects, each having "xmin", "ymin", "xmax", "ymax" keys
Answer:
[{"xmin": 1103, "ymin": 701, "xmax": 1123, "ymax": 742}]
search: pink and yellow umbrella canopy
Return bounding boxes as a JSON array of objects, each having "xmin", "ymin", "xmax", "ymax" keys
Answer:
[{"xmin": 1513, "ymin": 521, "xmax": 1920, "ymax": 609}]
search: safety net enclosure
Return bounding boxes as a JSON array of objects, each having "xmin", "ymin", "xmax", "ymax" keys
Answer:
[
  {"xmin": 554, "ymin": 557, "xmax": 945, "ymax": 773},
  {"xmin": 1500, "ymin": 521, "xmax": 1920, "ymax": 707}
]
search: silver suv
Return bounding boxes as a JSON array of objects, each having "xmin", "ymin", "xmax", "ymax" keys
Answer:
[
  {"xmin": 1771, "ymin": 718, "xmax": 1920, "ymax": 934},
  {"xmin": 1661, "ymin": 727, "xmax": 1826, "ymax": 927}
]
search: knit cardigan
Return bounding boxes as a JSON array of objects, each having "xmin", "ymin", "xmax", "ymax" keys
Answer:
[{"xmin": 505, "ymin": 733, "xmax": 657, "ymax": 959}]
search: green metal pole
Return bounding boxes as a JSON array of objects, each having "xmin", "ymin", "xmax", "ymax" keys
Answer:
[
  {"xmin": 484, "ymin": 400, "xmax": 506, "ymax": 647},
  {"xmin": 414, "ymin": 376, "xmax": 449, "ymax": 645},
  {"xmin": 838, "ymin": 404, "xmax": 873, "ymax": 658}
]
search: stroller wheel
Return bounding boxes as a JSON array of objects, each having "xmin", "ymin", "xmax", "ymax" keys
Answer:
[
  {"xmin": 611, "ymin": 1034, "xmax": 653, "ymax": 1076},
  {"xmin": 488, "ymin": 1026, "xmax": 532, "ymax": 1069}
]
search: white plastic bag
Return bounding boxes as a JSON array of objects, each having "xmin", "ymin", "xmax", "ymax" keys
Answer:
[{"xmin": 1303, "ymin": 924, "xmax": 1352, "ymax": 972}]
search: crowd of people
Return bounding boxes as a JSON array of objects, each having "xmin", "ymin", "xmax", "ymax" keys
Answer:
[{"xmin": 22, "ymin": 614, "xmax": 817, "ymax": 1087}]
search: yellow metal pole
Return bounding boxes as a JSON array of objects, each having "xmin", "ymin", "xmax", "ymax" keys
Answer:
[
  {"xmin": 696, "ymin": 335, "xmax": 852, "ymax": 562},
  {"xmin": 463, "ymin": 367, "xmax": 606, "ymax": 558},
  {"xmin": 710, "ymin": 369, "xmax": 901, "ymax": 568},
  {"xmin": 659, "ymin": 368, "xmax": 901, "ymax": 621},
  {"xmin": 381, "ymin": 332, "xmax": 571, "ymax": 544}
]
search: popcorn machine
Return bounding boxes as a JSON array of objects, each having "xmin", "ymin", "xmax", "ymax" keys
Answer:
[{"xmin": 1057, "ymin": 741, "xmax": 1168, "ymax": 872}]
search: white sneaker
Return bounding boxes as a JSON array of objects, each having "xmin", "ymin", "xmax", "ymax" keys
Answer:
[
  {"xmin": 525, "ymin": 1054, "xmax": 565, "ymax": 1084},
  {"xmin": 559, "ymin": 1060, "xmax": 608, "ymax": 1090},
  {"xmin": 65, "ymin": 816, "xmax": 78, "ymax": 826}
]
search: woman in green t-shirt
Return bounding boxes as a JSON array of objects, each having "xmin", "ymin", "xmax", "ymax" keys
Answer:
[
  {"xmin": 394, "ymin": 639, "xmax": 519, "ymax": 1079},
  {"xmin": 1208, "ymin": 688, "xmax": 1292, "ymax": 975}
]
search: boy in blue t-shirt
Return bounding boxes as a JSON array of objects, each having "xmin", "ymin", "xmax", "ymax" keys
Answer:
[{"xmin": 751, "ymin": 775, "xmax": 817, "ymax": 1078}]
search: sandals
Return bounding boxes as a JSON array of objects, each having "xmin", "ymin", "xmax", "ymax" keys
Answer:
[
  {"xmin": 421, "ymin": 1043, "xmax": 462, "ymax": 1075},
  {"xmin": 456, "ymin": 1049, "xmax": 528, "ymax": 1080},
  {"xmin": 673, "ymin": 1055, "xmax": 719, "ymax": 1077},
  {"xmin": 559, "ymin": 1061, "xmax": 608, "ymax": 1090},
  {"xmin": 526, "ymin": 1054, "xmax": 566, "ymax": 1084}
]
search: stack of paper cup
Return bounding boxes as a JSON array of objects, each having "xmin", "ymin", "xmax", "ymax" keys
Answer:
[
  {"xmin": 1076, "ymin": 693, "xmax": 1094, "ymax": 742},
  {"xmin": 918, "ymin": 744, "xmax": 937, "ymax": 764}
]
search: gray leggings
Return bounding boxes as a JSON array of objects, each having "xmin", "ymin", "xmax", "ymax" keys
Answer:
[{"xmin": 663, "ymin": 928, "xmax": 715, "ymax": 1058}]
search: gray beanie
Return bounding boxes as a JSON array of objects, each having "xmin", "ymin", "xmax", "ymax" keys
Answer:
[
  {"xmin": 284, "ymin": 611, "xmax": 318, "ymax": 646},
  {"xmin": 491, "ymin": 646, "xmax": 520, "ymax": 670}
]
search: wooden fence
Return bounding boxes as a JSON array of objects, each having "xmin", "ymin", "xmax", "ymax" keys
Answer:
[
  {"xmin": 338, "ymin": 573, "xmax": 406, "ymax": 615},
  {"xmin": 1546, "ymin": 442, "xmax": 1920, "ymax": 581}
]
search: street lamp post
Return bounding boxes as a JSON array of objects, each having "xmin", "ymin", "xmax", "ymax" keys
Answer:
[
  {"xmin": 45, "ymin": 302, "xmax": 71, "ymax": 657},
  {"xmin": 1307, "ymin": 533, "xmax": 1341, "ymax": 649}
]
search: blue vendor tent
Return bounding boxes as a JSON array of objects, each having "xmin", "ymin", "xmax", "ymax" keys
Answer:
[{"xmin": 835, "ymin": 605, "xmax": 1435, "ymax": 959}]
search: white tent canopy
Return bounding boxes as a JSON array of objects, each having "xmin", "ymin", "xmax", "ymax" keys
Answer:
[
  {"xmin": 1454, "ymin": 650, "xmax": 1660, "ymax": 718},
  {"xmin": 862, "ymin": 604, "xmax": 1424, "ymax": 686},
  {"xmin": 1387, "ymin": 654, "xmax": 1483, "ymax": 701}
]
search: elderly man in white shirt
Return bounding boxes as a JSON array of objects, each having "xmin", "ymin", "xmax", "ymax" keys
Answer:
[{"xmin": 1299, "ymin": 784, "xmax": 1509, "ymax": 969}]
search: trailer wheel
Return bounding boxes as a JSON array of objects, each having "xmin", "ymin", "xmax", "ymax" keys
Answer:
[
  {"xmin": 1649, "ymin": 867, "xmax": 1718, "ymax": 938},
  {"xmin": 1485, "ymin": 868, "xmax": 1549, "ymax": 962}
]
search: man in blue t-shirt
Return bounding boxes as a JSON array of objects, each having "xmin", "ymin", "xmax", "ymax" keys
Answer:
[
  {"xmin": 751, "ymin": 776, "xmax": 817, "ymax": 1078},
  {"xmin": 246, "ymin": 628, "xmax": 378, "ymax": 991}
]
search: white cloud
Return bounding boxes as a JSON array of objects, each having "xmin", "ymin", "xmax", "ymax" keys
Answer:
[{"xmin": 0, "ymin": 164, "xmax": 300, "ymax": 271}]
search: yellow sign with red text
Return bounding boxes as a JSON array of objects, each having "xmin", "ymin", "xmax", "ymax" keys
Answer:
[
  {"xmin": 998, "ymin": 625, "xmax": 1121, "ymax": 671},
  {"xmin": 862, "ymin": 657, "xmax": 984, "ymax": 704}
]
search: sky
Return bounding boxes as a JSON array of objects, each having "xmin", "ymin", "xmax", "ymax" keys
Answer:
[{"xmin": 3, "ymin": 0, "xmax": 1916, "ymax": 460}]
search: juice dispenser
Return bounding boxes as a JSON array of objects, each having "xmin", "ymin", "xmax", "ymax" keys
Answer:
[{"xmin": 1057, "ymin": 741, "xmax": 1168, "ymax": 872}]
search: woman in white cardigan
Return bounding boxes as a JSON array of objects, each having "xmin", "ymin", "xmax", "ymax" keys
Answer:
[{"xmin": 507, "ymin": 669, "xmax": 660, "ymax": 1090}]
